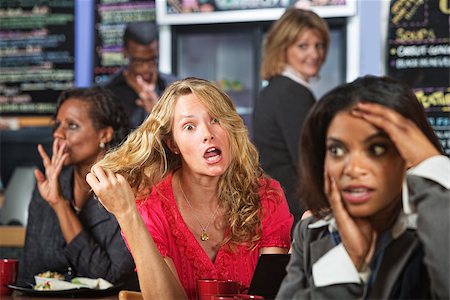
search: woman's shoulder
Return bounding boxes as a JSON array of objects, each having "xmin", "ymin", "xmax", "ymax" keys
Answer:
[
  {"xmin": 257, "ymin": 177, "xmax": 294, "ymax": 243},
  {"xmin": 258, "ymin": 177, "xmax": 282, "ymax": 194},
  {"xmin": 267, "ymin": 75, "xmax": 310, "ymax": 91},
  {"xmin": 258, "ymin": 177, "xmax": 287, "ymax": 209},
  {"xmin": 262, "ymin": 76, "xmax": 296, "ymax": 93},
  {"xmin": 294, "ymin": 215, "xmax": 333, "ymax": 242},
  {"xmin": 261, "ymin": 76, "xmax": 314, "ymax": 103}
]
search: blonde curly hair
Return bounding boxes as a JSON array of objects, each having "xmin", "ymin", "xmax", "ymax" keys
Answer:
[{"xmin": 96, "ymin": 77, "xmax": 272, "ymax": 247}]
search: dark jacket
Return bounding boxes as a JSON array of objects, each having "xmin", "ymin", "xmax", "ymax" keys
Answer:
[
  {"xmin": 19, "ymin": 167, "xmax": 139, "ymax": 290},
  {"xmin": 253, "ymin": 75, "xmax": 316, "ymax": 224}
]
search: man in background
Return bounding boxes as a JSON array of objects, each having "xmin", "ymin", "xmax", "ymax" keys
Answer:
[{"xmin": 104, "ymin": 21, "xmax": 176, "ymax": 128}]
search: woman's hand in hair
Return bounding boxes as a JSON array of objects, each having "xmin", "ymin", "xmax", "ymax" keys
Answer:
[
  {"xmin": 86, "ymin": 164, "xmax": 138, "ymax": 221},
  {"xmin": 353, "ymin": 102, "xmax": 440, "ymax": 168},
  {"xmin": 34, "ymin": 140, "xmax": 69, "ymax": 208},
  {"xmin": 325, "ymin": 172, "xmax": 377, "ymax": 271}
]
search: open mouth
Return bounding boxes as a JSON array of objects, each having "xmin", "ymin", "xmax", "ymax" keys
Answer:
[
  {"xmin": 342, "ymin": 187, "xmax": 375, "ymax": 204},
  {"xmin": 203, "ymin": 147, "xmax": 222, "ymax": 163}
]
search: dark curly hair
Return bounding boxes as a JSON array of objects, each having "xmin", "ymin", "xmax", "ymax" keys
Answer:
[{"xmin": 55, "ymin": 86, "xmax": 130, "ymax": 149}]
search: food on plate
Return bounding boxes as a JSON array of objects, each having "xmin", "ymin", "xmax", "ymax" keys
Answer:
[
  {"xmin": 32, "ymin": 271, "xmax": 113, "ymax": 291},
  {"xmin": 34, "ymin": 281, "xmax": 51, "ymax": 291},
  {"xmin": 33, "ymin": 279, "xmax": 84, "ymax": 291},
  {"xmin": 71, "ymin": 277, "xmax": 113, "ymax": 289},
  {"xmin": 36, "ymin": 271, "xmax": 64, "ymax": 280}
]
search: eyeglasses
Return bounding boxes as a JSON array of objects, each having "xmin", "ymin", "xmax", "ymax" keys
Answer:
[{"xmin": 129, "ymin": 56, "xmax": 158, "ymax": 66}]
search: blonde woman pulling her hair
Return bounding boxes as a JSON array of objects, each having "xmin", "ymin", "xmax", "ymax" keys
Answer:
[{"xmin": 86, "ymin": 77, "xmax": 293, "ymax": 299}]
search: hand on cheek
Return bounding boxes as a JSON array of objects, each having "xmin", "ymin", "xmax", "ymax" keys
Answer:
[{"xmin": 324, "ymin": 170, "xmax": 377, "ymax": 271}]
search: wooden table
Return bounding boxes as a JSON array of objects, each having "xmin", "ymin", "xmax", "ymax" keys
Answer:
[{"xmin": 0, "ymin": 226, "xmax": 26, "ymax": 247}]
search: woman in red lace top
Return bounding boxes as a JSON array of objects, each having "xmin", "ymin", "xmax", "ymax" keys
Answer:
[{"xmin": 87, "ymin": 77, "xmax": 293, "ymax": 299}]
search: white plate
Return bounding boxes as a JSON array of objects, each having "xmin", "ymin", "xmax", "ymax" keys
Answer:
[
  {"xmin": 8, "ymin": 283, "xmax": 122, "ymax": 297},
  {"xmin": 34, "ymin": 276, "xmax": 87, "ymax": 290}
]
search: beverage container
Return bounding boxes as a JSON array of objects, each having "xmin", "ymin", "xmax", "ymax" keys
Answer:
[
  {"xmin": 211, "ymin": 295, "xmax": 264, "ymax": 300},
  {"xmin": 0, "ymin": 258, "xmax": 19, "ymax": 295},
  {"xmin": 197, "ymin": 279, "xmax": 241, "ymax": 300}
]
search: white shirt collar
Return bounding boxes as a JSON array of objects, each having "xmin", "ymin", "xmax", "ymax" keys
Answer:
[
  {"xmin": 281, "ymin": 65, "xmax": 311, "ymax": 89},
  {"xmin": 407, "ymin": 155, "xmax": 450, "ymax": 189}
]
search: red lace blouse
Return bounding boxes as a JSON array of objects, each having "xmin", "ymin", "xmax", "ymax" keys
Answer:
[{"xmin": 137, "ymin": 174, "xmax": 293, "ymax": 299}]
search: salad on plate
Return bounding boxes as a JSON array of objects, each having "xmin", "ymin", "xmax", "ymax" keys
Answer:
[{"xmin": 33, "ymin": 271, "xmax": 113, "ymax": 291}]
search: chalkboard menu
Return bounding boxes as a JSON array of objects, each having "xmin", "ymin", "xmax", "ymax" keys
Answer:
[
  {"xmin": 165, "ymin": 0, "xmax": 291, "ymax": 13},
  {"xmin": 387, "ymin": 0, "xmax": 450, "ymax": 155},
  {"xmin": 94, "ymin": 0, "xmax": 156, "ymax": 84},
  {"xmin": 0, "ymin": 0, "xmax": 75, "ymax": 116},
  {"xmin": 158, "ymin": 0, "xmax": 355, "ymax": 25},
  {"xmin": 164, "ymin": 0, "xmax": 348, "ymax": 13}
]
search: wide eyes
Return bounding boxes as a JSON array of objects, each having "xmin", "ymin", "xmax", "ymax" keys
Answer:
[
  {"xmin": 327, "ymin": 143, "xmax": 388, "ymax": 158},
  {"xmin": 183, "ymin": 124, "xmax": 194, "ymax": 131},
  {"xmin": 370, "ymin": 144, "xmax": 387, "ymax": 156},
  {"xmin": 182, "ymin": 118, "xmax": 219, "ymax": 131},
  {"xmin": 327, "ymin": 145, "xmax": 345, "ymax": 157}
]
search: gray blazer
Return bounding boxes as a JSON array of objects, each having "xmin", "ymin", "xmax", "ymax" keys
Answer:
[{"xmin": 276, "ymin": 174, "xmax": 450, "ymax": 299}]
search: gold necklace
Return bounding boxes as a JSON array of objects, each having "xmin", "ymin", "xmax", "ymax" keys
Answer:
[{"xmin": 178, "ymin": 178, "xmax": 220, "ymax": 241}]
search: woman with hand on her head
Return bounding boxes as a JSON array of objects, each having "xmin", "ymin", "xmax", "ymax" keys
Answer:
[
  {"xmin": 86, "ymin": 77, "xmax": 293, "ymax": 299},
  {"xmin": 277, "ymin": 76, "xmax": 449, "ymax": 299},
  {"xmin": 19, "ymin": 87, "xmax": 139, "ymax": 290},
  {"xmin": 253, "ymin": 7, "xmax": 330, "ymax": 226}
]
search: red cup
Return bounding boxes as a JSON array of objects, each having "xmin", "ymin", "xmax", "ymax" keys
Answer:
[
  {"xmin": 211, "ymin": 296, "xmax": 235, "ymax": 300},
  {"xmin": 0, "ymin": 259, "xmax": 19, "ymax": 295},
  {"xmin": 233, "ymin": 294, "xmax": 264, "ymax": 299},
  {"xmin": 211, "ymin": 293, "xmax": 264, "ymax": 300},
  {"xmin": 197, "ymin": 279, "xmax": 241, "ymax": 300}
]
